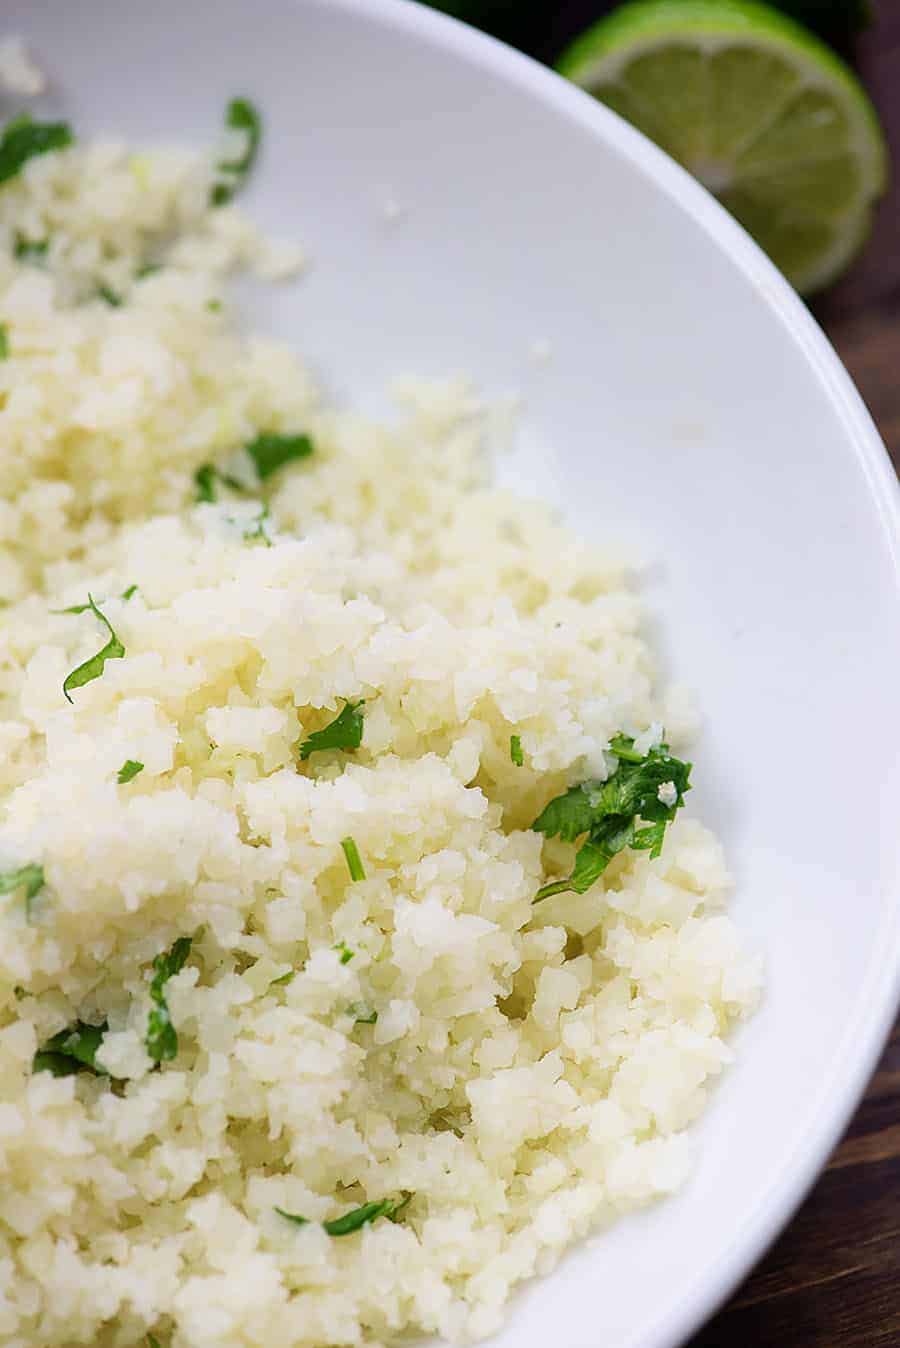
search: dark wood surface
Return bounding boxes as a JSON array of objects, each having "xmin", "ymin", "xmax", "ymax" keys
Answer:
[{"xmin": 688, "ymin": 6, "xmax": 900, "ymax": 1345}]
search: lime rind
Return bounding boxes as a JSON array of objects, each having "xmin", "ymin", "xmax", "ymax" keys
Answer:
[{"xmin": 556, "ymin": 0, "xmax": 888, "ymax": 292}]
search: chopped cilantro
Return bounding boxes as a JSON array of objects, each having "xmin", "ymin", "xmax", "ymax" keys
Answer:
[
  {"xmin": 510, "ymin": 734, "xmax": 523, "ymax": 766},
  {"xmin": 242, "ymin": 502, "xmax": 272, "ymax": 547},
  {"xmin": 276, "ymin": 1193, "xmax": 411, "ymax": 1237},
  {"xmin": 334, "ymin": 941, "xmax": 355, "ymax": 966},
  {"xmin": 194, "ymin": 463, "xmax": 218, "ymax": 503},
  {"xmin": 531, "ymin": 732, "xmax": 691, "ymax": 901},
  {"xmin": 137, "ymin": 262, "xmax": 162, "ymax": 279},
  {"xmin": 270, "ymin": 970, "xmax": 295, "ymax": 988},
  {"xmin": 348, "ymin": 1003, "xmax": 378, "ymax": 1025},
  {"xmin": 55, "ymin": 586, "xmax": 137, "ymax": 614},
  {"xmin": 298, "ymin": 700, "xmax": 364, "ymax": 760},
  {"xmin": 275, "ymin": 1206, "xmax": 310, "ymax": 1229},
  {"xmin": 33, "ymin": 1020, "xmax": 108, "ymax": 1077},
  {"xmin": 146, "ymin": 936, "xmax": 192, "ymax": 1063},
  {"xmin": 211, "ymin": 98, "xmax": 261, "ymax": 206},
  {"xmin": 340, "ymin": 837, "xmax": 366, "ymax": 883},
  {"xmin": 0, "ymin": 863, "xmax": 44, "ymax": 919},
  {"xmin": 246, "ymin": 432, "xmax": 313, "ymax": 482},
  {"xmin": 206, "ymin": 298, "xmax": 222, "ymax": 312},
  {"xmin": 147, "ymin": 1336, "xmax": 162, "ymax": 1348},
  {"xmin": 194, "ymin": 432, "xmax": 313, "ymax": 505},
  {"xmin": 62, "ymin": 595, "xmax": 125, "ymax": 703},
  {"xmin": 0, "ymin": 116, "xmax": 72, "ymax": 185},
  {"xmin": 97, "ymin": 282, "xmax": 122, "ymax": 307},
  {"xmin": 0, "ymin": 323, "xmax": 8, "ymax": 358},
  {"xmin": 13, "ymin": 233, "xmax": 48, "ymax": 260},
  {"xmin": 117, "ymin": 760, "xmax": 144, "ymax": 784}
]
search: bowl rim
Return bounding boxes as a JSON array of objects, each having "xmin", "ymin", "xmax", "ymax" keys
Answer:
[{"xmin": 321, "ymin": 0, "xmax": 900, "ymax": 1343}]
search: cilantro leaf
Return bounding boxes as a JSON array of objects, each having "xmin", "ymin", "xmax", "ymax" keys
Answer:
[
  {"xmin": 334, "ymin": 940, "xmax": 355, "ymax": 965},
  {"xmin": 531, "ymin": 781, "xmax": 598, "ymax": 843},
  {"xmin": 194, "ymin": 463, "xmax": 218, "ymax": 503},
  {"xmin": 54, "ymin": 586, "xmax": 137, "ymax": 615},
  {"xmin": 348, "ymin": 1003, "xmax": 378, "ymax": 1024},
  {"xmin": 13, "ymin": 233, "xmax": 48, "ymax": 261},
  {"xmin": 274, "ymin": 1206, "xmax": 310, "ymax": 1229},
  {"xmin": 242, "ymin": 502, "xmax": 272, "ymax": 547},
  {"xmin": 117, "ymin": 760, "xmax": 144, "ymax": 784},
  {"xmin": 62, "ymin": 595, "xmax": 125, "ymax": 703},
  {"xmin": 270, "ymin": 970, "xmax": 295, "ymax": 987},
  {"xmin": 146, "ymin": 936, "xmax": 192, "ymax": 1063},
  {"xmin": 97, "ymin": 283, "xmax": 122, "ymax": 307},
  {"xmin": 0, "ymin": 324, "xmax": 8, "ymax": 359},
  {"xmin": 246, "ymin": 432, "xmax": 313, "ymax": 481},
  {"xmin": 509, "ymin": 734, "xmax": 524, "ymax": 766},
  {"xmin": 298, "ymin": 700, "xmax": 365, "ymax": 760},
  {"xmin": 33, "ymin": 1020, "xmax": 108, "ymax": 1077},
  {"xmin": 532, "ymin": 733, "xmax": 691, "ymax": 901},
  {"xmin": 147, "ymin": 1336, "xmax": 162, "ymax": 1348},
  {"xmin": 340, "ymin": 837, "xmax": 366, "ymax": 882},
  {"xmin": 0, "ymin": 863, "xmax": 44, "ymax": 904},
  {"xmin": 276, "ymin": 1194, "xmax": 412, "ymax": 1237},
  {"xmin": 210, "ymin": 98, "xmax": 261, "ymax": 206},
  {"xmin": 0, "ymin": 116, "xmax": 72, "ymax": 186}
]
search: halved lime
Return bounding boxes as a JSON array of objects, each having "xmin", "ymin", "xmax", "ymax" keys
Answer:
[{"xmin": 557, "ymin": 0, "xmax": 888, "ymax": 293}]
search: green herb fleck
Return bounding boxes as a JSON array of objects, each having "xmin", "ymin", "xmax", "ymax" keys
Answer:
[
  {"xmin": 55, "ymin": 586, "xmax": 136, "ymax": 614},
  {"xmin": 246, "ymin": 431, "xmax": 313, "ymax": 482},
  {"xmin": 299, "ymin": 700, "xmax": 365, "ymax": 760},
  {"xmin": 0, "ymin": 863, "xmax": 44, "ymax": 919},
  {"xmin": 62, "ymin": 595, "xmax": 125, "ymax": 703},
  {"xmin": 0, "ymin": 115, "xmax": 73, "ymax": 186},
  {"xmin": 33, "ymin": 1020, "xmax": 108, "ymax": 1077},
  {"xmin": 14, "ymin": 986, "xmax": 25, "ymax": 1000},
  {"xmin": 270, "ymin": 970, "xmax": 295, "ymax": 988},
  {"xmin": 13, "ymin": 233, "xmax": 48, "ymax": 261},
  {"xmin": 194, "ymin": 463, "xmax": 218, "ymax": 503},
  {"xmin": 510, "ymin": 734, "xmax": 523, "ymax": 767},
  {"xmin": 137, "ymin": 262, "xmax": 162, "ymax": 279},
  {"xmin": 340, "ymin": 837, "xmax": 366, "ymax": 883},
  {"xmin": 274, "ymin": 1206, "xmax": 310, "ymax": 1229},
  {"xmin": 146, "ymin": 936, "xmax": 192, "ymax": 1063},
  {"xmin": 531, "ymin": 732, "xmax": 691, "ymax": 901},
  {"xmin": 211, "ymin": 98, "xmax": 261, "ymax": 206},
  {"xmin": 206, "ymin": 298, "xmax": 222, "ymax": 312},
  {"xmin": 97, "ymin": 282, "xmax": 122, "ymax": 307},
  {"xmin": 242, "ymin": 502, "xmax": 272, "ymax": 547},
  {"xmin": 147, "ymin": 1336, "xmax": 162, "ymax": 1348},
  {"xmin": 348, "ymin": 1003, "xmax": 377, "ymax": 1025},
  {"xmin": 334, "ymin": 941, "xmax": 355, "ymax": 966},
  {"xmin": 117, "ymin": 760, "xmax": 144, "ymax": 784},
  {"xmin": 276, "ymin": 1193, "xmax": 411, "ymax": 1237},
  {"xmin": 0, "ymin": 324, "xmax": 8, "ymax": 358}
]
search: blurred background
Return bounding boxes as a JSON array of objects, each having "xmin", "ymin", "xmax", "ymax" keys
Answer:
[{"xmin": 422, "ymin": 2, "xmax": 899, "ymax": 1344}]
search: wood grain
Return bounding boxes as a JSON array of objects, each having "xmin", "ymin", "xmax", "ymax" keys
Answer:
[{"xmin": 689, "ymin": 3, "xmax": 900, "ymax": 1343}]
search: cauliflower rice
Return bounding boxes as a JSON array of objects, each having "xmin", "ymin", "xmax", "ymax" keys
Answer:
[{"xmin": 0, "ymin": 124, "xmax": 761, "ymax": 1348}]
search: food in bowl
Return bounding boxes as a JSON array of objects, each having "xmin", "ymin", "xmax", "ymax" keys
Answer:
[{"xmin": 0, "ymin": 92, "xmax": 761, "ymax": 1347}]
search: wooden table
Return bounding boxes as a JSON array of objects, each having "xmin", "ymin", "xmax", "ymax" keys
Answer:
[{"xmin": 688, "ymin": 6, "xmax": 900, "ymax": 1344}]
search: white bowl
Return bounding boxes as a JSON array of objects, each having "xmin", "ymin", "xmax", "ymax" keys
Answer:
[{"xmin": 11, "ymin": 1, "xmax": 900, "ymax": 1345}]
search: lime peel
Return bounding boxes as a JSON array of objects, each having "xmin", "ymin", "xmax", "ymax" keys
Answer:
[{"xmin": 557, "ymin": 0, "xmax": 888, "ymax": 293}]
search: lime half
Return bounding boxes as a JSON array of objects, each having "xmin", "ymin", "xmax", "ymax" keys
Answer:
[{"xmin": 557, "ymin": 0, "xmax": 888, "ymax": 293}]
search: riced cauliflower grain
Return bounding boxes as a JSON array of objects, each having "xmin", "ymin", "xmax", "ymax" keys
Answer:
[{"xmin": 0, "ymin": 130, "xmax": 761, "ymax": 1348}]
